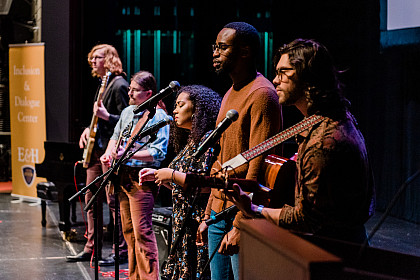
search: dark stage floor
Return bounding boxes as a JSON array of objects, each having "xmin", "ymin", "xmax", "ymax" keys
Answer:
[{"xmin": 0, "ymin": 192, "xmax": 419, "ymax": 280}]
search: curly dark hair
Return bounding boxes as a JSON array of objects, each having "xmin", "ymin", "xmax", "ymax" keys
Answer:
[
  {"xmin": 274, "ymin": 39, "xmax": 350, "ymax": 119},
  {"xmin": 170, "ymin": 85, "xmax": 222, "ymax": 154},
  {"xmin": 224, "ymin": 22, "xmax": 260, "ymax": 59}
]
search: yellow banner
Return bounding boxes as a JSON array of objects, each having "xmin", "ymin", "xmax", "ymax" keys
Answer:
[{"xmin": 9, "ymin": 43, "xmax": 46, "ymax": 199}]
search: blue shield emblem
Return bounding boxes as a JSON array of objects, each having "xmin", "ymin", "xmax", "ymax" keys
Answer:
[{"xmin": 22, "ymin": 165, "xmax": 35, "ymax": 186}]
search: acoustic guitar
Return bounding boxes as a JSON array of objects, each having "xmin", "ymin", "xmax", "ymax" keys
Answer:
[
  {"xmin": 82, "ymin": 71, "xmax": 112, "ymax": 168},
  {"xmin": 188, "ymin": 115, "xmax": 325, "ymax": 207},
  {"xmin": 259, "ymin": 154, "xmax": 296, "ymax": 208},
  {"xmin": 185, "ymin": 154, "xmax": 296, "ymax": 207}
]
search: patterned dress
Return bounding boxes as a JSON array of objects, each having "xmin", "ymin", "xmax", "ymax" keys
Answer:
[{"xmin": 162, "ymin": 131, "xmax": 216, "ymax": 280}]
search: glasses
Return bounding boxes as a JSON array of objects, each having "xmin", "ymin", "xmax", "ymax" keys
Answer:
[
  {"xmin": 275, "ymin": 67, "xmax": 295, "ymax": 82},
  {"xmin": 91, "ymin": 56, "xmax": 104, "ymax": 60},
  {"xmin": 128, "ymin": 87, "xmax": 147, "ymax": 93},
  {"xmin": 212, "ymin": 43, "xmax": 233, "ymax": 53}
]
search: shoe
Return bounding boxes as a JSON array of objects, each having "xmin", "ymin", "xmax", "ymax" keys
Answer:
[
  {"xmin": 98, "ymin": 253, "xmax": 128, "ymax": 266},
  {"xmin": 66, "ymin": 251, "xmax": 92, "ymax": 262}
]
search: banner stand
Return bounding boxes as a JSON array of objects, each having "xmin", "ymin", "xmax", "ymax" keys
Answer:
[{"xmin": 9, "ymin": 43, "xmax": 47, "ymax": 200}]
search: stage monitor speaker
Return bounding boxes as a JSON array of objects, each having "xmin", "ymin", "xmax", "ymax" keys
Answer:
[
  {"xmin": 152, "ymin": 206, "xmax": 172, "ymax": 272},
  {"xmin": 0, "ymin": 0, "xmax": 13, "ymax": 15},
  {"xmin": 240, "ymin": 219, "xmax": 342, "ymax": 280}
]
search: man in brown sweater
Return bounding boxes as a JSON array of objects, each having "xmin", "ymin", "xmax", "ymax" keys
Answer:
[{"xmin": 197, "ymin": 22, "xmax": 282, "ymax": 280}]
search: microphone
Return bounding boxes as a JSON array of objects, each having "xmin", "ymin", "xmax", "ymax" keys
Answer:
[
  {"xmin": 205, "ymin": 205, "xmax": 238, "ymax": 226},
  {"xmin": 192, "ymin": 109, "xmax": 239, "ymax": 158},
  {"xmin": 204, "ymin": 193, "xmax": 254, "ymax": 226},
  {"xmin": 133, "ymin": 81, "xmax": 180, "ymax": 114},
  {"xmin": 137, "ymin": 116, "xmax": 173, "ymax": 138}
]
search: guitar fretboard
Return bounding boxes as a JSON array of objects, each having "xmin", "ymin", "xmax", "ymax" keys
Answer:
[{"xmin": 242, "ymin": 114, "xmax": 325, "ymax": 161}]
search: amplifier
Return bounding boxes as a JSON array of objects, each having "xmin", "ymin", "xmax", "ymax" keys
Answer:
[
  {"xmin": 152, "ymin": 207, "xmax": 172, "ymax": 272},
  {"xmin": 152, "ymin": 206, "xmax": 172, "ymax": 228}
]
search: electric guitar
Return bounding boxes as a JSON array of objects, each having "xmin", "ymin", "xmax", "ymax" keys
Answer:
[
  {"xmin": 110, "ymin": 122, "xmax": 133, "ymax": 168},
  {"xmin": 106, "ymin": 122, "xmax": 133, "ymax": 193},
  {"xmin": 82, "ymin": 71, "xmax": 112, "ymax": 168}
]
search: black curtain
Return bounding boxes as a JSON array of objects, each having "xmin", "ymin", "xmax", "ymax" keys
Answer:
[
  {"xmin": 39, "ymin": 0, "xmax": 420, "ymax": 223},
  {"xmin": 370, "ymin": 45, "xmax": 420, "ymax": 223}
]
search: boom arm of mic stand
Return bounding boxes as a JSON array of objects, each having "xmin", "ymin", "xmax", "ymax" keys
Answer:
[
  {"xmin": 68, "ymin": 167, "xmax": 113, "ymax": 202},
  {"xmin": 83, "ymin": 134, "xmax": 157, "ymax": 211},
  {"xmin": 82, "ymin": 107, "xmax": 157, "ymax": 211}
]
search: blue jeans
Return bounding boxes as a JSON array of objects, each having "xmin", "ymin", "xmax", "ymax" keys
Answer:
[{"xmin": 208, "ymin": 210, "xmax": 239, "ymax": 280}]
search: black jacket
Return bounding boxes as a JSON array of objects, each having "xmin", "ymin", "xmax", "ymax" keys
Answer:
[{"xmin": 94, "ymin": 73, "xmax": 129, "ymax": 150}]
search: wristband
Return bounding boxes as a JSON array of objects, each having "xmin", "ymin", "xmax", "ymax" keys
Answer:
[{"xmin": 255, "ymin": 205, "xmax": 264, "ymax": 218}]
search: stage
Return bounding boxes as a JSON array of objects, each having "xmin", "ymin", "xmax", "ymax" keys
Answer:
[{"xmin": 0, "ymin": 192, "xmax": 419, "ymax": 279}]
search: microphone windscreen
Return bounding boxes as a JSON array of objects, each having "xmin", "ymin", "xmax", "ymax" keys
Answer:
[
  {"xmin": 226, "ymin": 109, "xmax": 239, "ymax": 121},
  {"xmin": 169, "ymin": 81, "xmax": 180, "ymax": 90}
]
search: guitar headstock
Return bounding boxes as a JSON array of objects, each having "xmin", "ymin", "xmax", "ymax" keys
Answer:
[{"xmin": 101, "ymin": 71, "xmax": 112, "ymax": 85}]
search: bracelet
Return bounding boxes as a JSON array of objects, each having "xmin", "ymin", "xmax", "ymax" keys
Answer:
[{"xmin": 171, "ymin": 169, "xmax": 176, "ymax": 183}]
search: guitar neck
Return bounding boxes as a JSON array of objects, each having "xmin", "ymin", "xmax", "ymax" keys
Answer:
[
  {"xmin": 87, "ymin": 71, "xmax": 111, "ymax": 138},
  {"xmin": 87, "ymin": 114, "xmax": 99, "ymax": 138},
  {"xmin": 184, "ymin": 173, "xmax": 270, "ymax": 193},
  {"xmin": 242, "ymin": 114, "xmax": 325, "ymax": 161}
]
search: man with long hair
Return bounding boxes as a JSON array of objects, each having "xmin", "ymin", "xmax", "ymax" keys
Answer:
[
  {"xmin": 101, "ymin": 71, "xmax": 170, "ymax": 279},
  {"xmin": 228, "ymin": 39, "xmax": 375, "ymax": 244},
  {"xmin": 67, "ymin": 44, "xmax": 129, "ymax": 263}
]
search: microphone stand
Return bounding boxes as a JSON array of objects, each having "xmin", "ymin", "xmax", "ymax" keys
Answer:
[
  {"xmin": 162, "ymin": 144, "xmax": 221, "ymax": 279},
  {"xmin": 162, "ymin": 182, "xmax": 200, "ymax": 275},
  {"xmin": 198, "ymin": 205, "xmax": 237, "ymax": 280},
  {"xmin": 69, "ymin": 107, "xmax": 157, "ymax": 280},
  {"xmin": 106, "ymin": 134, "xmax": 157, "ymax": 279},
  {"xmin": 358, "ymin": 168, "xmax": 420, "ymax": 261}
]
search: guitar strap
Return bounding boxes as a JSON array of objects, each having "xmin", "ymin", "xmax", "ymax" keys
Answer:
[
  {"xmin": 99, "ymin": 75, "xmax": 123, "ymax": 103},
  {"xmin": 222, "ymin": 114, "xmax": 326, "ymax": 170},
  {"xmin": 126, "ymin": 110, "xmax": 150, "ymax": 147}
]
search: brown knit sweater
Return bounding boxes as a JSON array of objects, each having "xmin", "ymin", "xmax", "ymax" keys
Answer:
[{"xmin": 205, "ymin": 72, "xmax": 282, "ymax": 228}]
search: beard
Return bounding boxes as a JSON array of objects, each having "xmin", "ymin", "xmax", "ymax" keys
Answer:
[
  {"xmin": 214, "ymin": 53, "xmax": 236, "ymax": 76},
  {"xmin": 129, "ymin": 98, "xmax": 137, "ymax": 106},
  {"xmin": 279, "ymin": 85, "xmax": 305, "ymax": 106}
]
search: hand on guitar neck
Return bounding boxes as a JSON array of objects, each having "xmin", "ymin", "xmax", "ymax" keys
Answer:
[{"xmin": 94, "ymin": 100, "xmax": 110, "ymax": 121}]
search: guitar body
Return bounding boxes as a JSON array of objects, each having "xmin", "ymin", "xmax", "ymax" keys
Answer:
[
  {"xmin": 259, "ymin": 154, "xmax": 296, "ymax": 208},
  {"xmin": 82, "ymin": 72, "xmax": 111, "ymax": 168},
  {"xmin": 106, "ymin": 123, "xmax": 133, "ymax": 193},
  {"xmin": 82, "ymin": 136, "xmax": 96, "ymax": 168}
]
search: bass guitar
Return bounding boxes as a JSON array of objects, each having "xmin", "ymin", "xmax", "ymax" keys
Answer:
[{"xmin": 82, "ymin": 71, "xmax": 112, "ymax": 168}]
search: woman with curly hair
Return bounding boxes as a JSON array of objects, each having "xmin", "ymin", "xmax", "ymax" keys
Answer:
[{"xmin": 140, "ymin": 85, "xmax": 221, "ymax": 280}]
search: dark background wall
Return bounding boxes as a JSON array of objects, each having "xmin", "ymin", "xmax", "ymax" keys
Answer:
[{"xmin": 2, "ymin": 0, "xmax": 419, "ymax": 223}]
